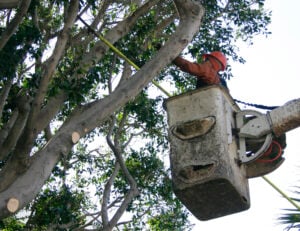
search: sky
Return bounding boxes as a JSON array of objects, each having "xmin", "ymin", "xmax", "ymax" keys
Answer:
[{"xmin": 191, "ymin": 0, "xmax": 300, "ymax": 230}]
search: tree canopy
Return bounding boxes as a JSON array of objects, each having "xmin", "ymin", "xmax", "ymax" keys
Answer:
[{"xmin": 0, "ymin": 0, "xmax": 271, "ymax": 230}]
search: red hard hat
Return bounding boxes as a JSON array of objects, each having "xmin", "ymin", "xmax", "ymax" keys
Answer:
[{"xmin": 203, "ymin": 51, "xmax": 227, "ymax": 71}]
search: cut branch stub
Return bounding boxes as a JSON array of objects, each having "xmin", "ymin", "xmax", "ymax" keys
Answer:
[
  {"xmin": 6, "ymin": 197, "xmax": 19, "ymax": 213},
  {"xmin": 71, "ymin": 131, "xmax": 81, "ymax": 144}
]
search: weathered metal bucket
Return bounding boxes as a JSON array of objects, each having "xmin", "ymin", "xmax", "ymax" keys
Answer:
[{"xmin": 164, "ymin": 86, "xmax": 250, "ymax": 220}]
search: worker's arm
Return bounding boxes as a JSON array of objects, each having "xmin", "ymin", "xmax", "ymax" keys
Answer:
[
  {"xmin": 173, "ymin": 56, "xmax": 220, "ymax": 84},
  {"xmin": 173, "ymin": 57, "xmax": 202, "ymax": 75}
]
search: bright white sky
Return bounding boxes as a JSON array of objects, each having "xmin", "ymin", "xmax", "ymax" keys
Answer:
[{"xmin": 191, "ymin": 0, "xmax": 300, "ymax": 230}]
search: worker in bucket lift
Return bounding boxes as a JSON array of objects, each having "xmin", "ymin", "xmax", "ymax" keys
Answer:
[
  {"xmin": 173, "ymin": 51, "xmax": 228, "ymax": 89},
  {"xmin": 173, "ymin": 51, "xmax": 286, "ymax": 175}
]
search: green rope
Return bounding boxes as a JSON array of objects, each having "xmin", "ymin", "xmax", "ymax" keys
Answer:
[
  {"xmin": 77, "ymin": 16, "xmax": 172, "ymax": 97},
  {"xmin": 262, "ymin": 176, "xmax": 300, "ymax": 211}
]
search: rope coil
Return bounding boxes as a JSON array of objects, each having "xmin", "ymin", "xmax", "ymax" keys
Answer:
[{"xmin": 256, "ymin": 140, "xmax": 283, "ymax": 163}]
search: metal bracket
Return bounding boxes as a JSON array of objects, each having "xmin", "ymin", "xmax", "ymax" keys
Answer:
[{"xmin": 236, "ymin": 110, "xmax": 273, "ymax": 163}]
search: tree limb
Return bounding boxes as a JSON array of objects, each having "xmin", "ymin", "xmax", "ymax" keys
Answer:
[
  {"xmin": 44, "ymin": 125, "xmax": 53, "ymax": 141},
  {"xmin": 105, "ymin": 113, "xmax": 139, "ymax": 231},
  {"xmin": 0, "ymin": 78, "xmax": 13, "ymax": 117},
  {"xmin": 101, "ymin": 160, "xmax": 121, "ymax": 227},
  {"xmin": 0, "ymin": 95, "xmax": 31, "ymax": 163},
  {"xmin": 31, "ymin": 0, "xmax": 79, "ymax": 121},
  {"xmin": 75, "ymin": 0, "xmax": 160, "ymax": 77},
  {"xmin": 117, "ymin": 62, "xmax": 133, "ymax": 88},
  {"xmin": 0, "ymin": 0, "xmax": 31, "ymax": 50},
  {"xmin": 0, "ymin": 110, "xmax": 18, "ymax": 152},
  {"xmin": 36, "ymin": 91, "xmax": 68, "ymax": 132},
  {"xmin": 74, "ymin": 209, "xmax": 102, "ymax": 231}
]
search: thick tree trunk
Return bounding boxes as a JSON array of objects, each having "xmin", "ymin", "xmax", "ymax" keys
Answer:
[{"xmin": 0, "ymin": 0, "xmax": 205, "ymax": 219}]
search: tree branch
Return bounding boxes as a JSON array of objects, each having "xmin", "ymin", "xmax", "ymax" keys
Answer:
[
  {"xmin": 0, "ymin": 0, "xmax": 31, "ymax": 50},
  {"xmin": 31, "ymin": 0, "xmax": 79, "ymax": 121},
  {"xmin": 105, "ymin": 113, "xmax": 139, "ymax": 231},
  {"xmin": 75, "ymin": 0, "xmax": 160, "ymax": 77},
  {"xmin": 101, "ymin": 160, "xmax": 121, "ymax": 227},
  {"xmin": 0, "ymin": 78, "xmax": 13, "ymax": 117},
  {"xmin": 74, "ymin": 210, "xmax": 102, "ymax": 231},
  {"xmin": 44, "ymin": 125, "xmax": 52, "ymax": 141},
  {"xmin": 36, "ymin": 91, "xmax": 68, "ymax": 131},
  {"xmin": 0, "ymin": 95, "xmax": 31, "ymax": 163},
  {"xmin": 117, "ymin": 62, "xmax": 133, "ymax": 89},
  {"xmin": 0, "ymin": 109, "xmax": 19, "ymax": 156}
]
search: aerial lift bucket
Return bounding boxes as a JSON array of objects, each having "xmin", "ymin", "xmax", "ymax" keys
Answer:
[{"xmin": 164, "ymin": 86, "xmax": 250, "ymax": 220}]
